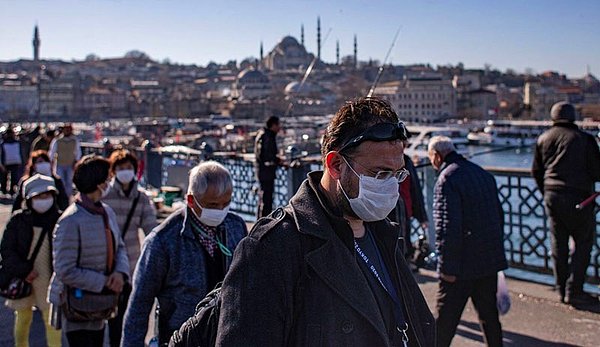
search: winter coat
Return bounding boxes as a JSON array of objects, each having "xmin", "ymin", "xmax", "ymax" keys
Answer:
[
  {"xmin": 216, "ymin": 171, "xmax": 435, "ymax": 347},
  {"xmin": 532, "ymin": 122, "xmax": 600, "ymax": 195},
  {"xmin": 103, "ymin": 179, "xmax": 157, "ymax": 276},
  {"xmin": 121, "ymin": 208, "xmax": 247, "ymax": 347},
  {"xmin": 48, "ymin": 202, "xmax": 130, "ymax": 332},
  {"xmin": 254, "ymin": 128, "xmax": 280, "ymax": 182},
  {"xmin": 433, "ymin": 151, "xmax": 507, "ymax": 279},
  {"xmin": 0, "ymin": 208, "xmax": 60, "ymax": 287}
]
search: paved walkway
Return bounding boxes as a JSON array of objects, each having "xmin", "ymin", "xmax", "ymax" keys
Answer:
[{"xmin": 1, "ymin": 203, "xmax": 599, "ymax": 346}]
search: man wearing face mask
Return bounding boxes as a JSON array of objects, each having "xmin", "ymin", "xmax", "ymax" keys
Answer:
[
  {"xmin": 104, "ymin": 149, "xmax": 157, "ymax": 347},
  {"xmin": 217, "ymin": 97, "xmax": 435, "ymax": 347},
  {"xmin": 427, "ymin": 136, "xmax": 507, "ymax": 347},
  {"xmin": 122, "ymin": 161, "xmax": 247, "ymax": 347}
]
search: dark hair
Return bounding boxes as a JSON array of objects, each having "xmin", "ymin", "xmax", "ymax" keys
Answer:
[
  {"xmin": 266, "ymin": 116, "xmax": 280, "ymax": 129},
  {"xmin": 109, "ymin": 149, "xmax": 138, "ymax": 174},
  {"xmin": 321, "ymin": 97, "xmax": 399, "ymax": 158},
  {"xmin": 24, "ymin": 150, "xmax": 51, "ymax": 180},
  {"xmin": 73, "ymin": 154, "xmax": 110, "ymax": 194}
]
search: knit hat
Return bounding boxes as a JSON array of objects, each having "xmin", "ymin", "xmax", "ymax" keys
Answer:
[
  {"xmin": 550, "ymin": 102, "xmax": 576, "ymax": 123},
  {"xmin": 23, "ymin": 174, "xmax": 57, "ymax": 199}
]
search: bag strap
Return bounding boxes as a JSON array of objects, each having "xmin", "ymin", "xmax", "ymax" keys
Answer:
[
  {"xmin": 27, "ymin": 226, "xmax": 49, "ymax": 265},
  {"xmin": 121, "ymin": 194, "xmax": 140, "ymax": 239}
]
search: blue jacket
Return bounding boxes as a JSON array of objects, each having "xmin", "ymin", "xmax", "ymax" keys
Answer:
[
  {"xmin": 433, "ymin": 151, "xmax": 507, "ymax": 279},
  {"xmin": 121, "ymin": 207, "xmax": 247, "ymax": 347}
]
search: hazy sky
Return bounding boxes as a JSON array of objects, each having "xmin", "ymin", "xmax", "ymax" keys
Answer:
[{"xmin": 2, "ymin": 0, "xmax": 599, "ymax": 77}]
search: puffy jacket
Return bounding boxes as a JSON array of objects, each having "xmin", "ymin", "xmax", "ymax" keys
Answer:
[
  {"xmin": 433, "ymin": 151, "xmax": 507, "ymax": 279},
  {"xmin": 532, "ymin": 122, "xmax": 600, "ymax": 194}
]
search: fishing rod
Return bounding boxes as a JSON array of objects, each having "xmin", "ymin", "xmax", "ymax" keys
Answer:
[
  {"xmin": 284, "ymin": 27, "xmax": 333, "ymax": 117},
  {"xmin": 366, "ymin": 26, "xmax": 402, "ymax": 98},
  {"xmin": 413, "ymin": 144, "xmax": 528, "ymax": 168},
  {"xmin": 576, "ymin": 192, "xmax": 600, "ymax": 210}
]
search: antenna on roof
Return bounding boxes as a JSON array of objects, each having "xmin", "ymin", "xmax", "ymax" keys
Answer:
[{"xmin": 366, "ymin": 26, "xmax": 402, "ymax": 98}]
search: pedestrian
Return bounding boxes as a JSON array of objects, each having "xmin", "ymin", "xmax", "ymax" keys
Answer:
[
  {"xmin": 1, "ymin": 127, "xmax": 24, "ymax": 196},
  {"xmin": 0, "ymin": 174, "xmax": 63, "ymax": 347},
  {"xmin": 48, "ymin": 154, "xmax": 129, "ymax": 347},
  {"xmin": 217, "ymin": 97, "xmax": 435, "ymax": 346},
  {"xmin": 254, "ymin": 116, "xmax": 282, "ymax": 218},
  {"xmin": 32, "ymin": 129, "xmax": 56, "ymax": 153},
  {"xmin": 49, "ymin": 123, "xmax": 81, "ymax": 198},
  {"xmin": 388, "ymin": 130, "xmax": 429, "ymax": 267},
  {"xmin": 428, "ymin": 136, "xmax": 507, "ymax": 347},
  {"xmin": 121, "ymin": 161, "xmax": 247, "ymax": 346},
  {"xmin": 104, "ymin": 149, "xmax": 158, "ymax": 347},
  {"xmin": 532, "ymin": 101, "xmax": 600, "ymax": 306},
  {"xmin": 13, "ymin": 150, "xmax": 69, "ymax": 212}
]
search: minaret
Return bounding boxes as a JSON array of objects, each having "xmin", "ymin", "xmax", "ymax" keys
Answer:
[
  {"xmin": 336, "ymin": 40, "xmax": 340, "ymax": 65},
  {"xmin": 317, "ymin": 17, "xmax": 321, "ymax": 60},
  {"xmin": 301, "ymin": 24, "xmax": 305, "ymax": 46},
  {"xmin": 353, "ymin": 34, "xmax": 358, "ymax": 69},
  {"xmin": 260, "ymin": 41, "xmax": 264, "ymax": 62},
  {"xmin": 33, "ymin": 25, "xmax": 40, "ymax": 62}
]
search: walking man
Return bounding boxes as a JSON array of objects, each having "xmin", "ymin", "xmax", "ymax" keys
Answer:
[
  {"xmin": 428, "ymin": 136, "xmax": 507, "ymax": 347},
  {"xmin": 49, "ymin": 124, "xmax": 81, "ymax": 197},
  {"xmin": 217, "ymin": 97, "xmax": 435, "ymax": 346},
  {"xmin": 254, "ymin": 116, "xmax": 282, "ymax": 218},
  {"xmin": 532, "ymin": 101, "xmax": 600, "ymax": 306}
]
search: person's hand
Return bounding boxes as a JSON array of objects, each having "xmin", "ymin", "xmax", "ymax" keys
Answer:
[
  {"xmin": 440, "ymin": 273, "xmax": 457, "ymax": 283},
  {"xmin": 25, "ymin": 270, "xmax": 38, "ymax": 283},
  {"xmin": 105, "ymin": 272, "xmax": 125, "ymax": 293}
]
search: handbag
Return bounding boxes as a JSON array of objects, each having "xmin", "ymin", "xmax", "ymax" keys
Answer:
[
  {"xmin": 61, "ymin": 225, "xmax": 119, "ymax": 322},
  {"xmin": 0, "ymin": 227, "xmax": 48, "ymax": 300}
]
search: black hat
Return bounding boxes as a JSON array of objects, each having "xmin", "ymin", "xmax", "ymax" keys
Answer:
[{"xmin": 550, "ymin": 102, "xmax": 576, "ymax": 123}]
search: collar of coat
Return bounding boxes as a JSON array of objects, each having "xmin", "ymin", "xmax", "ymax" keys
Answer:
[{"xmin": 440, "ymin": 151, "xmax": 464, "ymax": 172}]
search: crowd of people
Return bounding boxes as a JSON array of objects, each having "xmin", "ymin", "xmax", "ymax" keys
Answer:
[{"xmin": 0, "ymin": 97, "xmax": 598, "ymax": 347}]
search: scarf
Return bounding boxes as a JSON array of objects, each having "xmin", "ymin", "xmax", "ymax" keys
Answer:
[
  {"xmin": 188, "ymin": 208, "xmax": 218, "ymax": 257},
  {"xmin": 75, "ymin": 193, "xmax": 115, "ymax": 273}
]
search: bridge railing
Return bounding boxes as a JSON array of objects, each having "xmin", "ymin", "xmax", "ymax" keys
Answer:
[{"xmin": 81, "ymin": 143, "xmax": 600, "ymax": 284}]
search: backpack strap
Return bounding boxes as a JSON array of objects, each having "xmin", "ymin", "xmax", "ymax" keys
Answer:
[{"xmin": 121, "ymin": 194, "xmax": 140, "ymax": 239}]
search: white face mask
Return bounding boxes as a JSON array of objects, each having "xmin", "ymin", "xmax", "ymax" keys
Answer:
[
  {"xmin": 192, "ymin": 196, "xmax": 229, "ymax": 227},
  {"xmin": 338, "ymin": 157, "xmax": 399, "ymax": 222},
  {"xmin": 32, "ymin": 197, "xmax": 54, "ymax": 214},
  {"xmin": 116, "ymin": 169, "xmax": 135, "ymax": 184},
  {"xmin": 35, "ymin": 162, "xmax": 52, "ymax": 176},
  {"xmin": 100, "ymin": 184, "xmax": 110, "ymax": 199}
]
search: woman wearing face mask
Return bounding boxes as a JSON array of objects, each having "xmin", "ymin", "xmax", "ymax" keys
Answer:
[
  {"xmin": 48, "ymin": 155, "xmax": 130, "ymax": 347},
  {"xmin": 13, "ymin": 150, "xmax": 69, "ymax": 213},
  {"xmin": 103, "ymin": 149, "xmax": 157, "ymax": 347},
  {"xmin": 0, "ymin": 174, "xmax": 63, "ymax": 347}
]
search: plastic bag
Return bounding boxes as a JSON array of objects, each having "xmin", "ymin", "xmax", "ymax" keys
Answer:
[{"xmin": 496, "ymin": 271, "xmax": 511, "ymax": 315}]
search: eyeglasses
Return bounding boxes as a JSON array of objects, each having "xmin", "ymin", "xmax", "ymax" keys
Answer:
[
  {"xmin": 339, "ymin": 121, "xmax": 408, "ymax": 153},
  {"xmin": 344, "ymin": 156, "xmax": 410, "ymax": 182}
]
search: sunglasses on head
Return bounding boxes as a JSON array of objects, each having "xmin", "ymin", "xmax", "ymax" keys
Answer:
[{"xmin": 339, "ymin": 121, "xmax": 408, "ymax": 153}]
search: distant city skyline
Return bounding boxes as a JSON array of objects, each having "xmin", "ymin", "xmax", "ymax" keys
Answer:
[{"xmin": 1, "ymin": 0, "xmax": 599, "ymax": 77}]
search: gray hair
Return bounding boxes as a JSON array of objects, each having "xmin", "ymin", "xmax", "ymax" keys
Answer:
[
  {"xmin": 187, "ymin": 161, "xmax": 233, "ymax": 197},
  {"xmin": 428, "ymin": 136, "xmax": 456, "ymax": 156}
]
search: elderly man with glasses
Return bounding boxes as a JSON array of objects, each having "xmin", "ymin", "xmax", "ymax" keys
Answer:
[{"xmin": 216, "ymin": 97, "xmax": 435, "ymax": 347}]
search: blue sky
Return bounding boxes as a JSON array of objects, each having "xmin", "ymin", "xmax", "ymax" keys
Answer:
[{"xmin": 1, "ymin": 0, "xmax": 599, "ymax": 77}]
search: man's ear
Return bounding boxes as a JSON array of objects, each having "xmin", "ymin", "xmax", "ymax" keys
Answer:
[
  {"xmin": 325, "ymin": 151, "xmax": 344, "ymax": 180},
  {"xmin": 186, "ymin": 194, "xmax": 195, "ymax": 209}
]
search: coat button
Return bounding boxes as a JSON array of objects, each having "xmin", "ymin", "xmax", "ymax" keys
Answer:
[{"xmin": 342, "ymin": 321, "xmax": 354, "ymax": 334}]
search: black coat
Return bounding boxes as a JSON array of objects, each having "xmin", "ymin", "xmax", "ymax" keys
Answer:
[
  {"xmin": 0, "ymin": 208, "xmax": 61, "ymax": 287},
  {"xmin": 433, "ymin": 152, "xmax": 507, "ymax": 279},
  {"xmin": 254, "ymin": 128, "xmax": 280, "ymax": 182},
  {"xmin": 217, "ymin": 171, "xmax": 435, "ymax": 347},
  {"xmin": 532, "ymin": 122, "xmax": 600, "ymax": 195}
]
